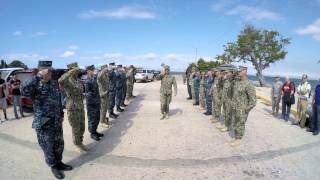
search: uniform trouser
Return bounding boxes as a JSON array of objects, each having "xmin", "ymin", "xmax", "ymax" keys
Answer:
[
  {"xmin": 100, "ymin": 97, "xmax": 108, "ymax": 123},
  {"xmin": 195, "ymin": 88, "xmax": 200, "ymax": 104},
  {"xmin": 87, "ymin": 104, "xmax": 100, "ymax": 134},
  {"xmin": 126, "ymin": 84, "xmax": 133, "ymax": 99},
  {"xmin": 191, "ymin": 85, "xmax": 195, "ymax": 102},
  {"xmin": 272, "ymin": 96, "xmax": 281, "ymax": 114},
  {"xmin": 282, "ymin": 101, "xmax": 291, "ymax": 119},
  {"xmin": 214, "ymin": 94, "xmax": 222, "ymax": 119},
  {"xmin": 108, "ymin": 91, "xmax": 116, "ymax": 112},
  {"xmin": 200, "ymin": 88, "xmax": 206, "ymax": 108},
  {"xmin": 206, "ymin": 93, "xmax": 212, "ymax": 113},
  {"xmin": 187, "ymin": 83, "xmax": 192, "ymax": 99},
  {"xmin": 116, "ymin": 88, "xmax": 123, "ymax": 107},
  {"xmin": 311, "ymin": 105, "xmax": 320, "ymax": 133},
  {"xmin": 36, "ymin": 119, "xmax": 64, "ymax": 167},
  {"xmin": 234, "ymin": 110, "xmax": 249, "ymax": 139},
  {"xmin": 160, "ymin": 93, "xmax": 172, "ymax": 114},
  {"xmin": 67, "ymin": 107, "xmax": 85, "ymax": 145},
  {"xmin": 121, "ymin": 85, "xmax": 127, "ymax": 105},
  {"xmin": 297, "ymin": 98, "xmax": 309, "ymax": 127},
  {"xmin": 13, "ymin": 95, "xmax": 23, "ymax": 117},
  {"xmin": 223, "ymin": 102, "xmax": 232, "ymax": 128}
]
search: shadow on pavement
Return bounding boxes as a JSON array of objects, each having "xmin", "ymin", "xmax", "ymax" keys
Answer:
[{"xmin": 65, "ymin": 93, "xmax": 146, "ymax": 168}]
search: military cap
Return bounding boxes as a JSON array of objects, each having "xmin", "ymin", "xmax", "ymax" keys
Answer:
[
  {"xmin": 117, "ymin": 64, "xmax": 123, "ymax": 68},
  {"xmin": 237, "ymin": 66, "xmax": 247, "ymax": 72},
  {"xmin": 67, "ymin": 62, "xmax": 79, "ymax": 70},
  {"xmin": 38, "ymin": 60, "xmax": 53, "ymax": 70},
  {"xmin": 101, "ymin": 64, "xmax": 108, "ymax": 70},
  {"xmin": 109, "ymin": 62, "xmax": 115, "ymax": 66},
  {"xmin": 85, "ymin": 65, "xmax": 95, "ymax": 71}
]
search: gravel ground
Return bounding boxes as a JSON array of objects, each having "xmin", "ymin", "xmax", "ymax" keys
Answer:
[{"xmin": 0, "ymin": 77, "xmax": 320, "ymax": 180}]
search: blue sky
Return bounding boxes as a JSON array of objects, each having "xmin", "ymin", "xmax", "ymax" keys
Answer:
[{"xmin": 1, "ymin": 0, "xmax": 320, "ymax": 78}]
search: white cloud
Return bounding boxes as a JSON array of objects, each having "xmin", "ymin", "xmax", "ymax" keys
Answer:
[
  {"xmin": 60, "ymin": 51, "xmax": 75, "ymax": 58},
  {"xmin": 103, "ymin": 53, "xmax": 123, "ymax": 59},
  {"xmin": 31, "ymin": 32, "xmax": 48, "ymax": 37},
  {"xmin": 225, "ymin": 5, "xmax": 281, "ymax": 21},
  {"xmin": 296, "ymin": 18, "xmax": 320, "ymax": 41},
  {"xmin": 68, "ymin": 45, "xmax": 79, "ymax": 50},
  {"xmin": 166, "ymin": 54, "xmax": 178, "ymax": 61},
  {"xmin": 132, "ymin": 53, "xmax": 158, "ymax": 60},
  {"xmin": 13, "ymin": 31, "xmax": 22, "ymax": 36},
  {"xmin": 79, "ymin": 6, "xmax": 156, "ymax": 20}
]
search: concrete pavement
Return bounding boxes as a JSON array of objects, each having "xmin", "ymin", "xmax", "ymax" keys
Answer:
[{"xmin": 1, "ymin": 77, "xmax": 320, "ymax": 180}]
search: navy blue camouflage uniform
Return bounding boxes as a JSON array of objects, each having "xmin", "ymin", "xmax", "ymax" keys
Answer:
[
  {"xmin": 115, "ymin": 70, "xmax": 126, "ymax": 107},
  {"xmin": 205, "ymin": 76, "xmax": 214, "ymax": 114},
  {"xmin": 121, "ymin": 71, "xmax": 127, "ymax": 106},
  {"xmin": 22, "ymin": 77, "xmax": 64, "ymax": 167},
  {"xmin": 85, "ymin": 75, "xmax": 101, "ymax": 134},
  {"xmin": 108, "ymin": 70, "xmax": 117, "ymax": 112},
  {"xmin": 194, "ymin": 75, "xmax": 201, "ymax": 104}
]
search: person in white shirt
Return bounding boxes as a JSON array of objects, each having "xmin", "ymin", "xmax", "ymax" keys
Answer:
[{"xmin": 295, "ymin": 74, "xmax": 312, "ymax": 127}]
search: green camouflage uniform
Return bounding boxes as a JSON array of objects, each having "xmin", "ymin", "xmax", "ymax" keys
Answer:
[
  {"xmin": 199, "ymin": 75, "xmax": 206, "ymax": 109},
  {"xmin": 126, "ymin": 67, "xmax": 134, "ymax": 100},
  {"xmin": 222, "ymin": 77, "xmax": 234, "ymax": 128},
  {"xmin": 233, "ymin": 79, "xmax": 257, "ymax": 139},
  {"xmin": 58, "ymin": 63, "xmax": 85, "ymax": 145},
  {"xmin": 190, "ymin": 74, "xmax": 195, "ymax": 103},
  {"xmin": 157, "ymin": 72, "xmax": 177, "ymax": 116},
  {"xmin": 213, "ymin": 77, "xmax": 224, "ymax": 119},
  {"xmin": 97, "ymin": 66, "xmax": 110, "ymax": 124}
]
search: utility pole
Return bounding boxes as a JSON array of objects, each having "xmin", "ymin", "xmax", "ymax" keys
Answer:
[{"xmin": 195, "ymin": 48, "xmax": 198, "ymax": 62}]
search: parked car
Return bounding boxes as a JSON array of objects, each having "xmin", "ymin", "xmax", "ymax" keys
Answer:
[
  {"xmin": 134, "ymin": 69, "xmax": 154, "ymax": 82},
  {"xmin": 0, "ymin": 67, "xmax": 24, "ymax": 103},
  {"xmin": 152, "ymin": 70, "xmax": 161, "ymax": 79}
]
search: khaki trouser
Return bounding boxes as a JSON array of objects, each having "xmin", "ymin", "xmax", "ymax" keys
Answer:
[
  {"xmin": 296, "ymin": 98, "xmax": 308, "ymax": 127},
  {"xmin": 272, "ymin": 96, "xmax": 281, "ymax": 115}
]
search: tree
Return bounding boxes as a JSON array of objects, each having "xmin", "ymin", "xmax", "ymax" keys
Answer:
[
  {"xmin": 218, "ymin": 25, "xmax": 290, "ymax": 87},
  {"xmin": 8, "ymin": 60, "xmax": 28, "ymax": 69},
  {"xmin": 196, "ymin": 58, "xmax": 221, "ymax": 72},
  {"xmin": 0, "ymin": 60, "xmax": 8, "ymax": 68}
]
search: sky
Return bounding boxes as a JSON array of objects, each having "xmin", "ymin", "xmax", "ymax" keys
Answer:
[{"xmin": 0, "ymin": 0, "xmax": 320, "ymax": 78}]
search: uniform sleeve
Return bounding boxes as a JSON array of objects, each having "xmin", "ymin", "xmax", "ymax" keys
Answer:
[
  {"xmin": 246, "ymin": 82, "xmax": 257, "ymax": 112},
  {"xmin": 156, "ymin": 74, "xmax": 164, "ymax": 80},
  {"xmin": 21, "ymin": 77, "xmax": 40, "ymax": 99},
  {"xmin": 97, "ymin": 72, "xmax": 108, "ymax": 97},
  {"xmin": 58, "ymin": 71, "xmax": 72, "ymax": 89},
  {"xmin": 173, "ymin": 77, "xmax": 177, "ymax": 96}
]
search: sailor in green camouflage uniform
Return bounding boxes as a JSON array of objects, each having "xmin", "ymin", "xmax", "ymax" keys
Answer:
[
  {"xmin": 157, "ymin": 65, "xmax": 177, "ymax": 120},
  {"xmin": 211, "ymin": 68, "xmax": 224, "ymax": 123},
  {"xmin": 230, "ymin": 66, "xmax": 257, "ymax": 146},
  {"xmin": 219, "ymin": 65, "xmax": 237, "ymax": 132},
  {"xmin": 58, "ymin": 62, "xmax": 87, "ymax": 152},
  {"xmin": 199, "ymin": 71, "xmax": 206, "ymax": 110}
]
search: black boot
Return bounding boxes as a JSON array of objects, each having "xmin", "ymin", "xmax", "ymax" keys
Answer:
[
  {"xmin": 57, "ymin": 162, "xmax": 73, "ymax": 171},
  {"xmin": 117, "ymin": 106, "xmax": 124, "ymax": 112},
  {"xmin": 96, "ymin": 132, "xmax": 104, "ymax": 137},
  {"xmin": 90, "ymin": 133, "xmax": 101, "ymax": 141},
  {"xmin": 121, "ymin": 104, "xmax": 127, "ymax": 107},
  {"xmin": 51, "ymin": 166, "xmax": 65, "ymax": 179}
]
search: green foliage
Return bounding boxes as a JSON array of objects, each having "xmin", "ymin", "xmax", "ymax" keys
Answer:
[
  {"xmin": 8, "ymin": 60, "xmax": 28, "ymax": 69},
  {"xmin": 0, "ymin": 60, "xmax": 8, "ymax": 68},
  {"xmin": 217, "ymin": 25, "xmax": 290, "ymax": 86}
]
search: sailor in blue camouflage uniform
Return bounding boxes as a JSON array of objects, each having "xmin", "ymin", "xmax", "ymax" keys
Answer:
[
  {"xmin": 115, "ymin": 65, "xmax": 125, "ymax": 112},
  {"xmin": 85, "ymin": 65, "xmax": 104, "ymax": 141},
  {"xmin": 204, "ymin": 69, "xmax": 214, "ymax": 115},
  {"xmin": 108, "ymin": 62, "xmax": 119, "ymax": 119},
  {"xmin": 22, "ymin": 61, "xmax": 72, "ymax": 179}
]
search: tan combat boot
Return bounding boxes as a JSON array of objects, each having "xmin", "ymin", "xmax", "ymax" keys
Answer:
[
  {"xmin": 75, "ymin": 143, "xmax": 88, "ymax": 153},
  {"xmin": 160, "ymin": 113, "xmax": 166, "ymax": 120},
  {"xmin": 229, "ymin": 139, "xmax": 241, "ymax": 146},
  {"xmin": 216, "ymin": 124, "xmax": 224, "ymax": 129},
  {"xmin": 220, "ymin": 126, "xmax": 229, "ymax": 132}
]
